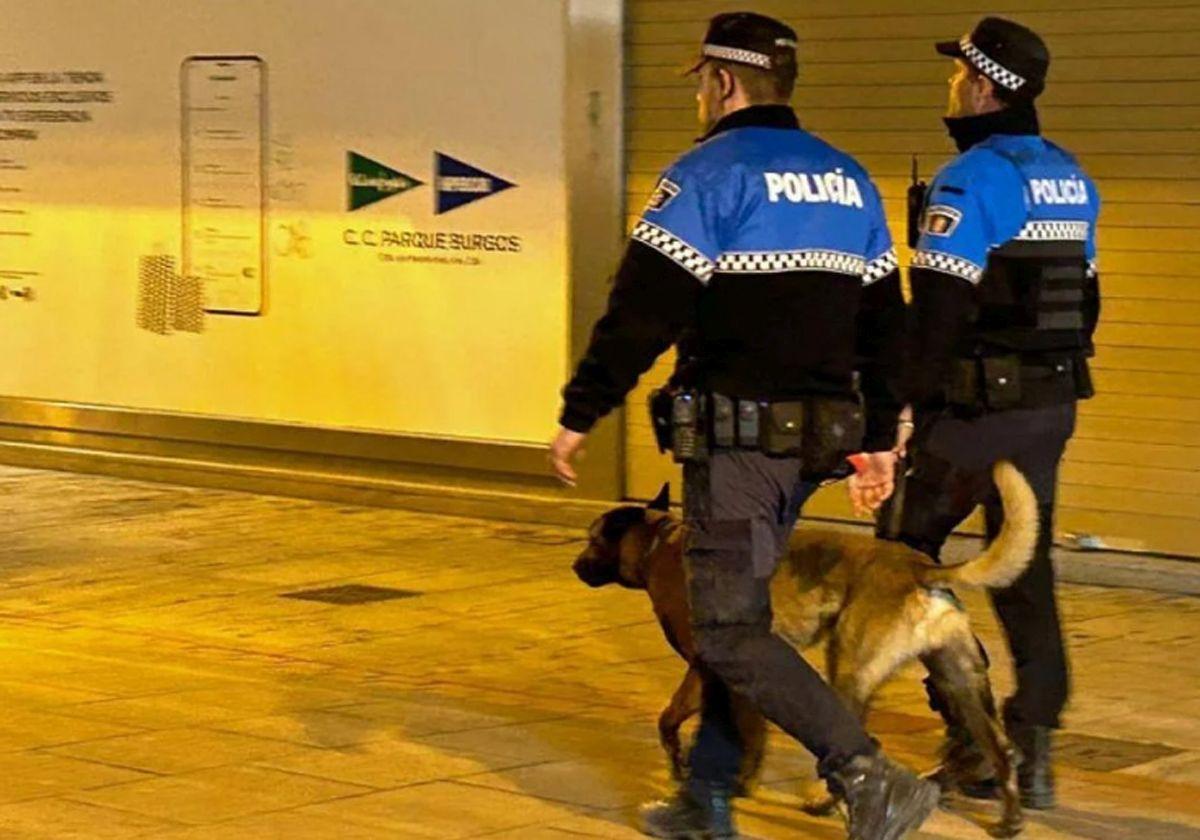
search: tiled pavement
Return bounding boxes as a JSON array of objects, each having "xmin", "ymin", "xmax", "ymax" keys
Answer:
[{"xmin": 0, "ymin": 465, "xmax": 1197, "ymax": 839}]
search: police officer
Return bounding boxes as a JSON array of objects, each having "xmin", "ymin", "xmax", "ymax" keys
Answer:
[
  {"xmin": 549, "ymin": 13, "xmax": 937, "ymax": 840},
  {"xmin": 880, "ymin": 17, "xmax": 1101, "ymax": 809}
]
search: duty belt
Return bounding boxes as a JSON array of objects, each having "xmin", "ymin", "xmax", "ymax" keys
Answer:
[
  {"xmin": 948, "ymin": 355, "xmax": 1091, "ymax": 412},
  {"xmin": 649, "ymin": 388, "xmax": 865, "ymax": 475}
]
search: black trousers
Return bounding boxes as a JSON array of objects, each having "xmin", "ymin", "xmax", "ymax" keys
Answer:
[
  {"xmin": 683, "ymin": 450, "xmax": 875, "ymax": 789},
  {"xmin": 885, "ymin": 403, "xmax": 1076, "ymax": 729}
]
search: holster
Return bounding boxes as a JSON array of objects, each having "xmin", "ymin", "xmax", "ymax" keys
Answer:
[
  {"xmin": 648, "ymin": 387, "xmax": 674, "ymax": 453},
  {"xmin": 648, "ymin": 386, "xmax": 713, "ymax": 463}
]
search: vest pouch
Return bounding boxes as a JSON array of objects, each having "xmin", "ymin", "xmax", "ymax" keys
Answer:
[
  {"xmin": 1036, "ymin": 263, "xmax": 1087, "ymax": 333},
  {"xmin": 981, "ymin": 356, "xmax": 1023, "ymax": 410},
  {"xmin": 761, "ymin": 401, "xmax": 805, "ymax": 457},
  {"xmin": 803, "ymin": 398, "xmax": 866, "ymax": 478}
]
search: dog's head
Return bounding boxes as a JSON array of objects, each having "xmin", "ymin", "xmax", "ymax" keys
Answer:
[{"xmin": 573, "ymin": 483, "xmax": 671, "ymax": 590}]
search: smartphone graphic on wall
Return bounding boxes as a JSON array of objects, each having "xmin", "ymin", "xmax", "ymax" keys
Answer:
[{"xmin": 181, "ymin": 55, "xmax": 267, "ymax": 315}]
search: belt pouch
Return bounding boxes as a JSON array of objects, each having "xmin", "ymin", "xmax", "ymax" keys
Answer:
[
  {"xmin": 711, "ymin": 394, "xmax": 735, "ymax": 448},
  {"xmin": 736, "ymin": 400, "xmax": 760, "ymax": 449},
  {"xmin": 761, "ymin": 401, "xmax": 805, "ymax": 457},
  {"xmin": 982, "ymin": 356, "xmax": 1023, "ymax": 410}
]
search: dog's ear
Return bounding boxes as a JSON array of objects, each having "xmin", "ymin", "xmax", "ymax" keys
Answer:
[{"xmin": 647, "ymin": 483, "xmax": 670, "ymax": 512}]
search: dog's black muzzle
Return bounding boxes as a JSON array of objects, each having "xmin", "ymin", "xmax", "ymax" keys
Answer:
[{"xmin": 572, "ymin": 550, "xmax": 620, "ymax": 588}]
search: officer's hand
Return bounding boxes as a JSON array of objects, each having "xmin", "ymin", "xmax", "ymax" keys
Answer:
[
  {"xmin": 549, "ymin": 427, "xmax": 587, "ymax": 487},
  {"xmin": 846, "ymin": 451, "xmax": 898, "ymax": 517}
]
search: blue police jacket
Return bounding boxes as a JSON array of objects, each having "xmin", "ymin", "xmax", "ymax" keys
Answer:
[
  {"xmin": 906, "ymin": 107, "xmax": 1102, "ymax": 407},
  {"xmin": 561, "ymin": 105, "xmax": 906, "ymax": 449}
]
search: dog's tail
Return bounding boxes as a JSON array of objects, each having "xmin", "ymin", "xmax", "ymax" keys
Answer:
[{"xmin": 917, "ymin": 461, "xmax": 1038, "ymax": 590}]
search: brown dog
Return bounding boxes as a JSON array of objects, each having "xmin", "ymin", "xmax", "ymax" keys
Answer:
[{"xmin": 572, "ymin": 461, "xmax": 1036, "ymax": 838}]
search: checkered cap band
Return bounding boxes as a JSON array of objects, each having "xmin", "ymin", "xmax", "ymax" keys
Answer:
[
  {"xmin": 960, "ymin": 37, "xmax": 1027, "ymax": 91},
  {"xmin": 863, "ymin": 249, "xmax": 899, "ymax": 285},
  {"xmin": 912, "ymin": 249, "xmax": 984, "ymax": 284},
  {"xmin": 632, "ymin": 220, "xmax": 715, "ymax": 283},
  {"xmin": 716, "ymin": 249, "xmax": 867, "ymax": 278},
  {"xmin": 1015, "ymin": 220, "xmax": 1090, "ymax": 242},
  {"xmin": 702, "ymin": 44, "xmax": 773, "ymax": 69}
]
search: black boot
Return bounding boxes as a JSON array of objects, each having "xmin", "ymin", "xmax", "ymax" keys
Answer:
[
  {"xmin": 1009, "ymin": 724, "xmax": 1055, "ymax": 809},
  {"xmin": 827, "ymin": 753, "xmax": 940, "ymax": 840},
  {"xmin": 638, "ymin": 782, "xmax": 737, "ymax": 839}
]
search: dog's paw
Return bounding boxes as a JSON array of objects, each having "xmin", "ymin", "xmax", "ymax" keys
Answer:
[
  {"xmin": 801, "ymin": 796, "xmax": 838, "ymax": 817},
  {"xmin": 798, "ymin": 781, "xmax": 839, "ymax": 817},
  {"xmin": 988, "ymin": 817, "xmax": 1025, "ymax": 838}
]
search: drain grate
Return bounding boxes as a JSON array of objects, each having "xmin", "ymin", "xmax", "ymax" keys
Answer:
[
  {"xmin": 281, "ymin": 584, "xmax": 422, "ymax": 605},
  {"xmin": 1056, "ymin": 732, "xmax": 1182, "ymax": 772}
]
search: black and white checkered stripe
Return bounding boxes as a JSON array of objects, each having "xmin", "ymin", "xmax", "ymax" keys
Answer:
[
  {"xmin": 632, "ymin": 220, "xmax": 715, "ymax": 282},
  {"xmin": 716, "ymin": 249, "xmax": 866, "ymax": 278},
  {"xmin": 702, "ymin": 44, "xmax": 773, "ymax": 69},
  {"xmin": 863, "ymin": 249, "xmax": 899, "ymax": 285},
  {"xmin": 1014, "ymin": 220, "xmax": 1090, "ymax": 242},
  {"xmin": 912, "ymin": 249, "xmax": 984, "ymax": 284},
  {"xmin": 960, "ymin": 37, "xmax": 1027, "ymax": 92}
]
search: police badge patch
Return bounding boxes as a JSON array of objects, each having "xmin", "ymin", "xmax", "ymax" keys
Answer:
[
  {"xmin": 646, "ymin": 178, "xmax": 681, "ymax": 213},
  {"xmin": 923, "ymin": 204, "xmax": 963, "ymax": 237}
]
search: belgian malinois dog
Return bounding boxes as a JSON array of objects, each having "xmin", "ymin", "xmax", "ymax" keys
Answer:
[{"xmin": 572, "ymin": 462, "xmax": 1035, "ymax": 837}]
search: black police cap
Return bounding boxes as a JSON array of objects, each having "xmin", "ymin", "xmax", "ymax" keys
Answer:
[
  {"xmin": 686, "ymin": 11, "xmax": 798, "ymax": 75},
  {"xmin": 937, "ymin": 17, "xmax": 1050, "ymax": 98}
]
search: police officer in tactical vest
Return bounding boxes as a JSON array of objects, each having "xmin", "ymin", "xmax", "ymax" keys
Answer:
[
  {"xmin": 549, "ymin": 13, "xmax": 938, "ymax": 840},
  {"xmin": 878, "ymin": 17, "xmax": 1101, "ymax": 810}
]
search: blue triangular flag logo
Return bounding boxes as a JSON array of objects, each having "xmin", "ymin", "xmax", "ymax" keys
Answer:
[
  {"xmin": 435, "ymin": 152, "xmax": 516, "ymax": 215},
  {"xmin": 347, "ymin": 151, "xmax": 423, "ymax": 211}
]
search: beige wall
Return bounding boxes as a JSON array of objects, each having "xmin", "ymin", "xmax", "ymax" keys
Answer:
[
  {"xmin": 0, "ymin": 0, "xmax": 569, "ymax": 445},
  {"xmin": 623, "ymin": 1, "xmax": 1200, "ymax": 556}
]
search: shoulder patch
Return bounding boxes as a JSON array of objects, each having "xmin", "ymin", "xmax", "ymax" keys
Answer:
[
  {"xmin": 646, "ymin": 178, "xmax": 681, "ymax": 213},
  {"xmin": 922, "ymin": 204, "xmax": 963, "ymax": 237}
]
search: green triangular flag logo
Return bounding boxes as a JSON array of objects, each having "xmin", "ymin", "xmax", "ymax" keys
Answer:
[{"xmin": 347, "ymin": 151, "xmax": 423, "ymax": 211}]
